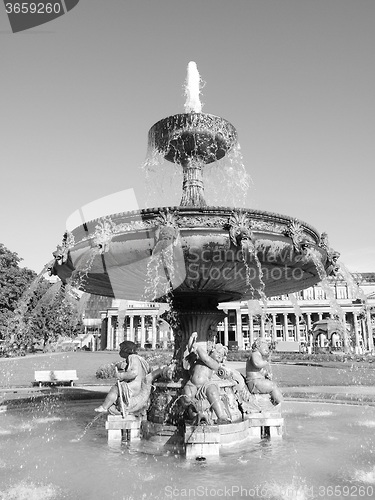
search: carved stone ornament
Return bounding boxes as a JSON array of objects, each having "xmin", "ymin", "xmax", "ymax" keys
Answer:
[
  {"xmin": 52, "ymin": 231, "xmax": 75, "ymax": 263},
  {"xmin": 115, "ymin": 219, "xmax": 157, "ymax": 234},
  {"xmin": 326, "ymin": 248, "xmax": 341, "ymax": 276},
  {"xmin": 155, "ymin": 209, "xmax": 180, "ymax": 245},
  {"xmin": 228, "ymin": 211, "xmax": 254, "ymax": 246},
  {"xmin": 177, "ymin": 215, "xmax": 228, "ymax": 228},
  {"xmin": 93, "ymin": 217, "xmax": 117, "ymax": 254},
  {"xmin": 319, "ymin": 231, "xmax": 330, "ymax": 251},
  {"xmin": 318, "ymin": 232, "xmax": 340, "ymax": 276},
  {"xmin": 284, "ymin": 219, "xmax": 309, "ymax": 253},
  {"xmin": 49, "ymin": 231, "xmax": 76, "ymax": 283},
  {"xmin": 251, "ymin": 220, "xmax": 283, "ymax": 233}
]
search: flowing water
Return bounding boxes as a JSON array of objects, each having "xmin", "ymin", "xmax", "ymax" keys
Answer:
[{"xmin": 1, "ymin": 401, "xmax": 375, "ymax": 499}]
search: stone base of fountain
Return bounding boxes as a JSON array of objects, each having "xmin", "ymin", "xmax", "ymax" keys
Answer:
[
  {"xmin": 106, "ymin": 414, "xmax": 143, "ymax": 443},
  {"xmin": 184, "ymin": 410, "xmax": 283, "ymax": 459},
  {"xmin": 105, "ymin": 389, "xmax": 284, "ymax": 458}
]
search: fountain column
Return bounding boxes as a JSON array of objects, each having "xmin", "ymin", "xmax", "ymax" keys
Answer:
[{"xmin": 180, "ymin": 159, "xmax": 206, "ymax": 207}]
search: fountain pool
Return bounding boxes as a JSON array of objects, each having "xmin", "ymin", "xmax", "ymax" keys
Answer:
[{"xmin": 1, "ymin": 400, "xmax": 375, "ymax": 500}]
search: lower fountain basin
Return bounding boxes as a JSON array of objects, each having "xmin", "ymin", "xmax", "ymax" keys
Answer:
[
  {"xmin": 1, "ymin": 400, "xmax": 374, "ymax": 499},
  {"xmin": 54, "ymin": 206, "xmax": 330, "ymax": 302}
]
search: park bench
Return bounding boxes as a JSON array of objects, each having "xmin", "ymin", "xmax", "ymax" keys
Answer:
[{"xmin": 34, "ymin": 370, "xmax": 78, "ymax": 387}]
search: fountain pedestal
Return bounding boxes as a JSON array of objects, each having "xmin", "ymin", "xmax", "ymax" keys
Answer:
[
  {"xmin": 106, "ymin": 414, "xmax": 144, "ymax": 443},
  {"xmin": 184, "ymin": 408, "xmax": 283, "ymax": 459}
]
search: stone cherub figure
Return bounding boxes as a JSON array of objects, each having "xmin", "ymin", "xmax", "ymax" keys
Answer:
[
  {"xmin": 245, "ymin": 338, "xmax": 283, "ymax": 406},
  {"xmin": 95, "ymin": 340, "xmax": 173, "ymax": 416},
  {"xmin": 182, "ymin": 332, "xmax": 231, "ymax": 425}
]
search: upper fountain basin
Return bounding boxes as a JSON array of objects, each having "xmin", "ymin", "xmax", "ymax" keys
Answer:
[
  {"xmin": 55, "ymin": 206, "xmax": 331, "ymax": 303},
  {"xmin": 148, "ymin": 113, "xmax": 238, "ymax": 164}
]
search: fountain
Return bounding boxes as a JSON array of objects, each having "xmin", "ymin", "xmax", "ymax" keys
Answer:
[{"xmin": 49, "ymin": 62, "xmax": 340, "ymax": 458}]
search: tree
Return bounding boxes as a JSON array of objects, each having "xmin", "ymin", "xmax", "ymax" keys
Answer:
[
  {"xmin": 0, "ymin": 244, "xmax": 36, "ymax": 339},
  {"xmin": 23, "ymin": 286, "xmax": 84, "ymax": 349},
  {"xmin": 0, "ymin": 243, "xmax": 84, "ymax": 349}
]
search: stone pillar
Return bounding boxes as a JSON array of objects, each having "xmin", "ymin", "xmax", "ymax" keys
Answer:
[
  {"xmin": 120, "ymin": 315, "xmax": 126, "ymax": 346},
  {"xmin": 223, "ymin": 316, "xmax": 229, "ymax": 347},
  {"xmin": 295, "ymin": 314, "xmax": 300, "ymax": 343},
  {"xmin": 260, "ymin": 315, "xmax": 265, "ymax": 339},
  {"xmin": 140, "ymin": 315, "xmax": 146, "ymax": 348},
  {"xmin": 353, "ymin": 312, "xmax": 361, "ymax": 354},
  {"xmin": 366, "ymin": 308, "xmax": 374, "ymax": 352},
  {"xmin": 129, "ymin": 316, "xmax": 134, "ymax": 342},
  {"xmin": 272, "ymin": 314, "xmax": 277, "ymax": 343},
  {"xmin": 152, "ymin": 315, "xmax": 157, "ymax": 349},
  {"xmin": 318, "ymin": 313, "xmax": 323, "ymax": 321},
  {"xmin": 236, "ymin": 309, "xmax": 243, "ymax": 349},
  {"xmin": 306, "ymin": 313, "xmax": 312, "ymax": 332},
  {"xmin": 249, "ymin": 314, "xmax": 254, "ymax": 347},
  {"xmin": 283, "ymin": 314, "xmax": 288, "ymax": 341},
  {"xmin": 106, "ymin": 313, "xmax": 113, "ymax": 350},
  {"xmin": 361, "ymin": 319, "xmax": 368, "ymax": 351},
  {"xmin": 342, "ymin": 312, "xmax": 349, "ymax": 352}
]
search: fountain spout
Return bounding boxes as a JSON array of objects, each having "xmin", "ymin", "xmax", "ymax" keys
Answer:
[{"xmin": 184, "ymin": 61, "xmax": 203, "ymax": 113}]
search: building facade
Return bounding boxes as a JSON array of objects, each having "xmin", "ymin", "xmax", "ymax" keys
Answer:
[
  {"xmin": 98, "ymin": 299, "xmax": 174, "ymax": 351},
  {"xmin": 93, "ymin": 274, "xmax": 375, "ymax": 353}
]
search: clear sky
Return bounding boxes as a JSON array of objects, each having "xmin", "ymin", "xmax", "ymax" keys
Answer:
[{"xmin": 1, "ymin": 0, "xmax": 374, "ymax": 275}]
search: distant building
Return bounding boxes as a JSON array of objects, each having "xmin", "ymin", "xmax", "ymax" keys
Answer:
[
  {"xmin": 217, "ymin": 274, "xmax": 375, "ymax": 353},
  {"xmin": 83, "ymin": 297, "xmax": 173, "ymax": 351},
  {"xmin": 87, "ymin": 273, "xmax": 375, "ymax": 353}
]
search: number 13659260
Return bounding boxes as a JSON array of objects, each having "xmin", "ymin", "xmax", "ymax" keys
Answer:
[{"xmin": 5, "ymin": 2, "xmax": 62, "ymax": 14}]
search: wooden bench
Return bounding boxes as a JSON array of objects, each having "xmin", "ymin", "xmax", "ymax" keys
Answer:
[{"xmin": 34, "ymin": 370, "xmax": 78, "ymax": 387}]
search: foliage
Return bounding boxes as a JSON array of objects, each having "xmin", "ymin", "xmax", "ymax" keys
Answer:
[
  {"xmin": 0, "ymin": 243, "xmax": 85, "ymax": 350},
  {"xmin": 95, "ymin": 349, "xmax": 173, "ymax": 379},
  {"xmin": 0, "ymin": 244, "xmax": 36, "ymax": 339},
  {"xmin": 96, "ymin": 363, "xmax": 116, "ymax": 379},
  {"xmin": 11, "ymin": 285, "xmax": 85, "ymax": 350}
]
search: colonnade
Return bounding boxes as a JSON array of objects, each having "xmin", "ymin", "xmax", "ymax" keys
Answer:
[
  {"xmin": 217, "ymin": 305, "xmax": 374, "ymax": 353},
  {"xmin": 100, "ymin": 302, "xmax": 173, "ymax": 351}
]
